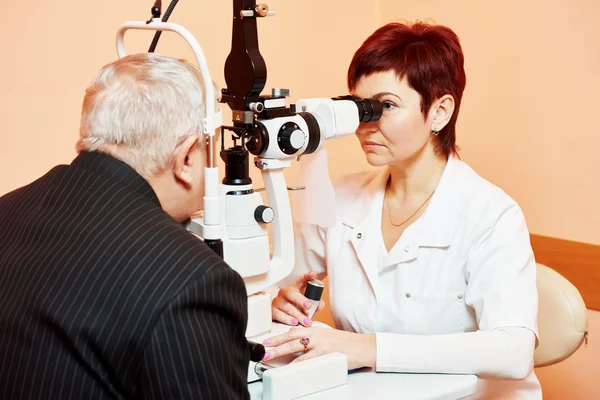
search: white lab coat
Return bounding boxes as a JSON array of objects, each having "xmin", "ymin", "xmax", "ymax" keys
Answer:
[{"xmin": 283, "ymin": 157, "xmax": 541, "ymax": 399}]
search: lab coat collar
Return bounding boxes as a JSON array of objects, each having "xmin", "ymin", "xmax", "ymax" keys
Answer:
[
  {"xmin": 339, "ymin": 167, "xmax": 389, "ymax": 229},
  {"xmin": 340, "ymin": 157, "xmax": 462, "ymax": 248}
]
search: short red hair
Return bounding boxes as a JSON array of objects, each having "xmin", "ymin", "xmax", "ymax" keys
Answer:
[{"xmin": 348, "ymin": 22, "xmax": 466, "ymax": 158}]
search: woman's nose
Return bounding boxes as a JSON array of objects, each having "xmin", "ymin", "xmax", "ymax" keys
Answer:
[{"xmin": 356, "ymin": 121, "xmax": 378, "ymax": 135}]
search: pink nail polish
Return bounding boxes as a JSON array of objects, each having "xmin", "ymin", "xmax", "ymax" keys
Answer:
[
  {"xmin": 303, "ymin": 301, "xmax": 310, "ymax": 308},
  {"xmin": 263, "ymin": 352, "xmax": 271, "ymax": 361},
  {"xmin": 304, "ymin": 318, "xmax": 311, "ymax": 325},
  {"xmin": 262, "ymin": 339, "xmax": 271, "ymax": 345},
  {"xmin": 291, "ymin": 318, "xmax": 298, "ymax": 325}
]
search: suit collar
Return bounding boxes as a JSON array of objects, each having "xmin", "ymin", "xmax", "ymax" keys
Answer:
[
  {"xmin": 71, "ymin": 151, "xmax": 161, "ymax": 207},
  {"xmin": 340, "ymin": 157, "xmax": 462, "ymax": 248}
]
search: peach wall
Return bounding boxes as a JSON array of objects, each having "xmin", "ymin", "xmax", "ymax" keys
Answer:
[
  {"xmin": 377, "ymin": 0, "xmax": 600, "ymax": 245},
  {"xmin": 0, "ymin": 0, "xmax": 378, "ymax": 195}
]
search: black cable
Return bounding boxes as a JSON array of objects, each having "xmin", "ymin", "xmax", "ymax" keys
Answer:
[{"xmin": 148, "ymin": 0, "xmax": 180, "ymax": 53}]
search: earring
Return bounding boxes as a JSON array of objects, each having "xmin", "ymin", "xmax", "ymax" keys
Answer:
[{"xmin": 431, "ymin": 128, "xmax": 440, "ymax": 136}]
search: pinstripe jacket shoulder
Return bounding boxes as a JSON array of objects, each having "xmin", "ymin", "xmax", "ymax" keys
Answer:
[{"xmin": 0, "ymin": 151, "xmax": 250, "ymax": 399}]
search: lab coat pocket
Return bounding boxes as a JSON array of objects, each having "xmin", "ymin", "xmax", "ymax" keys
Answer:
[{"xmin": 403, "ymin": 292, "xmax": 465, "ymax": 335}]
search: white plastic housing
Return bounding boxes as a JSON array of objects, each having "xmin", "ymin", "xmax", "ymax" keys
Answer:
[
  {"xmin": 220, "ymin": 184, "xmax": 271, "ymax": 277},
  {"xmin": 243, "ymin": 159, "xmax": 295, "ymax": 296},
  {"xmin": 246, "ymin": 293, "xmax": 273, "ymax": 337},
  {"xmin": 258, "ymin": 115, "xmax": 312, "ymax": 159},
  {"xmin": 262, "ymin": 353, "xmax": 348, "ymax": 400},
  {"xmin": 296, "ymin": 98, "xmax": 360, "ymax": 139}
]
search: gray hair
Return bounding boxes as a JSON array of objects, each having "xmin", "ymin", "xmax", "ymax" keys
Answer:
[{"xmin": 77, "ymin": 53, "xmax": 210, "ymax": 177}]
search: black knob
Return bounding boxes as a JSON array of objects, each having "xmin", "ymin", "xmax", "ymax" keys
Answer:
[
  {"xmin": 254, "ymin": 205, "xmax": 274, "ymax": 224},
  {"xmin": 278, "ymin": 122, "xmax": 305, "ymax": 155},
  {"xmin": 248, "ymin": 340, "xmax": 266, "ymax": 362},
  {"xmin": 305, "ymin": 279, "xmax": 325, "ymax": 301}
]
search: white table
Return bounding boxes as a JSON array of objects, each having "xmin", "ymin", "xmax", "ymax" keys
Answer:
[{"xmin": 249, "ymin": 369, "xmax": 478, "ymax": 399}]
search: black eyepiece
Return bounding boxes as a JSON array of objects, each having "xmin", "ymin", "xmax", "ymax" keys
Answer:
[{"xmin": 332, "ymin": 95, "xmax": 383, "ymax": 123}]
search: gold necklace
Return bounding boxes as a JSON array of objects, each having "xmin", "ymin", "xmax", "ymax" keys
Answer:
[{"xmin": 385, "ymin": 184, "xmax": 436, "ymax": 227}]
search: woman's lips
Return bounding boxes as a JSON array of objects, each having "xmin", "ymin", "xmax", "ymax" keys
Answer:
[{"xmin": 363, "ymin": 141, "xmax": 383, "ymax": 150}]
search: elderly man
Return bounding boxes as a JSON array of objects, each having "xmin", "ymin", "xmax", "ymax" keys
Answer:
[{"xmin": 0, "ymin": 53, "xmax": 250, "ymax": 399}]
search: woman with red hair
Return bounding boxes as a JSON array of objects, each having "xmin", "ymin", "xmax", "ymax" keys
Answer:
[{"xmin": 267, "ymin": 22, "xmax": 540, "ymax": 398}]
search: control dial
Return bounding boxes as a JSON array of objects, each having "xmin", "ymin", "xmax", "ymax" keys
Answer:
[
  {"xmin": 278, "ymin": 122, "xmax": 306, "ymax": 155},
  {"xmin": 254, "ymin": 205, "xmax": 274, "ymax": 224}
]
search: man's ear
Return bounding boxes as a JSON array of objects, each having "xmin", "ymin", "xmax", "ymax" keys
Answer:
[
  {"xmin": 172, "ymin": 135, "xmax": 200, "ymax": 188},
  {"xmin": 429, "ymin": 94, "xmax": 455, "ymax": 132}
]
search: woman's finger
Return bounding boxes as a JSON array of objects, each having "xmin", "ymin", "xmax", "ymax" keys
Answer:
[
  {"xmin": 294, "ymin": 271, "xmax": 318, "ymax": 290},
  {"xmin": 264, "ymin": 326, "xmax": 308, "ymax": 347},
  {"xmin": 291, "ymin": 349, "xmax": 318, "ymax": 364},
  {"xmin": 280, "ymin": 287, "xmax": 314, "ymax": 316},
  {"xmin": 272, "ymin": 296, "xmax": 312, "ymax": 326},
  {"xmin": 317, "ymin": 300, "xmax": 325, "ymax": 312},
  {"xmin": 264, "ymin": 332, "xmax": 312, "ymax": 361},
  {"xmin": 271, "ymin": 305, "xmax": 299, "ymax": 326}
]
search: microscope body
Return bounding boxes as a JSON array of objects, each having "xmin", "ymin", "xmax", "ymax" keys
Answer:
[
  {"xmin": 190, "ymin": 0, "xmax": 383, "ymax": 343},
  {"xmin": 115, "ymin": 0, "xmax": 383, "ymax": 397}
]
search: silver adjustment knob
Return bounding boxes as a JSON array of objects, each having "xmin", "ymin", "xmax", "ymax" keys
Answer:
[
  {"xmin": 283, "ymin": 129, "xmax": 305, "ymax": 150},
  {"xmin": 278, "ymin": 123, "xmax": 306, "ymax": 155},
  {"xmin": 272, "ymin": 88, "xmax": 291, "ymax": 97}
]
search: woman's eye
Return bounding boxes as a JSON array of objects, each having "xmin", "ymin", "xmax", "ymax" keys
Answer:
[{"xmin": 383, "ymin": 102, "xmax": 396, "ymax": 110}]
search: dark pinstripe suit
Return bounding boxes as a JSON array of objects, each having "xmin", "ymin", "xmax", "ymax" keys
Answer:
[{"xmin": 0, "ymin": 151, "xmax": 250, "ymax": 399}]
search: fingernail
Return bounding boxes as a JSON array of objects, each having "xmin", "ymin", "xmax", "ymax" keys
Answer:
[
  {"xmin": 263, "ymin": 352, "xmax": 271, "ymax": 361},
  {"xmin": 303, "ymin": 301, "xmax": 310, "ymax": 308},
  {"xmin": 291, "ymin": 318, "xmax": 298, "ymax": 325},
  {"xmin": 262, "ymin": 339, "xmax": 271, "ymax": 345},
  {"xmin": 304, "ymin": 318, "xmax": 311, "ymax": 326}
]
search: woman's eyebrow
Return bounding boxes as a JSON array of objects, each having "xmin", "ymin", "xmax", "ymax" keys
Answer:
[{"xmin": 372, "ymin": 92, "xmax": 402, "ymax": 101}]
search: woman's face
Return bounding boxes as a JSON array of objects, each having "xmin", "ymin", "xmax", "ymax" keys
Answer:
[{"xmin": 352, "ymin": 71, "xmax": 443, "ymax": 167}]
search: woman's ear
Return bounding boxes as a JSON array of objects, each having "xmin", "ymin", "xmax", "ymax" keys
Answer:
[
  {"xmin": 430, "ymin": 95, "xmax": 455, "ymax": 132},
  {"xmin": 172, "ymin": 136, "xmax": 199, "ymax": 188}
]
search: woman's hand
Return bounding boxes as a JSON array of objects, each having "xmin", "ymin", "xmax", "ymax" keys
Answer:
[
  {"xmin": 271, "ymin": 271, "xmax": 325, "ymax": 327},
  {"xmin": 262, "ymin": 327, "xmax": 376, "ymax": 370}
]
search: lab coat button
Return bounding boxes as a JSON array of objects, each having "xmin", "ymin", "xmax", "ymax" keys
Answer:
[
  {"xmin": 357, "ymin": 233, "xmax": 362, "ymax": 239},
  {"xmin": 405, "ymin": 293, "xmax": 411, "ymax": 298},
  {"xmin": 404, "ymin": 246, "xmax": 410, "ymax": 252},
  {"xmin": 457, "ymin": 293, "xmax": 464, "ymax": 300}
]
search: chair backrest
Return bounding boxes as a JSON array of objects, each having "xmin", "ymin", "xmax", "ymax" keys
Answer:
[{"xmin": 534, "ymin": 263, "xmax": 589, "ymax": 367}]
